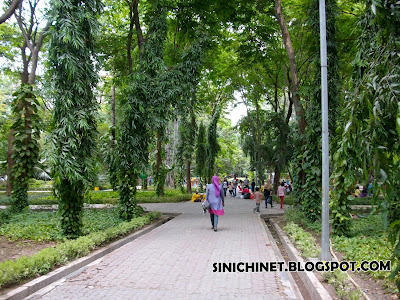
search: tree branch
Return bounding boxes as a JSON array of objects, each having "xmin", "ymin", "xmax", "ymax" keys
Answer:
[
  {"xmin": 15, "ymin": 8, "xmax": 34, "ymax": 52},
  {"xmin": 0, "ymin": 0, "xmax": 23, "ymax": 24}
]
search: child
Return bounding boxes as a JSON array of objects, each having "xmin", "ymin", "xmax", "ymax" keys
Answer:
[
  {"xmin": 253, "ymin": 187, "xmax": 263, "ymax": 213},
  {"xmin": 228, "ymin": 182, "xmax": 234, "ymax": 197},
  {"xmin": 277, "ymin": 182, "xmax": 285, "ymax": 209}
]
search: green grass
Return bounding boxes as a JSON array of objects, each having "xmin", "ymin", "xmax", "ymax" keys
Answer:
[
  {"xmin": 0, "ymin": 209, "xmax": 124, "ymax": 242},
  {"xmin": 283, "ymin": 207, "xmax": 396, "ymax": 293},
  {"xmin": 332, "ymin": 214, "xmax": 393, "ymax": 286},
  {"xmin": 283, "ymin": 222, "xmax": 321, "ymax": 258}
]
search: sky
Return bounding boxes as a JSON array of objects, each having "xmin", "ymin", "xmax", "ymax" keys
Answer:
[{"xmin": 224, "ymin": 92, "xmax": 247, "ymax": 126}]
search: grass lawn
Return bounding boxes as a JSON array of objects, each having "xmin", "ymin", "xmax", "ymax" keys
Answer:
[{"xmin": 0, "ymin": 209, "xmax": 124, "ymax": 242}]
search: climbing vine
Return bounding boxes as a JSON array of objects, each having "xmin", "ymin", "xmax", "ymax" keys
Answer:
[
  {"xmin": 206, "ymin": 106, "xmax": 221, "ymax": 182},
  {"xmin": 330, "ymin": 1, "xmax": 400, "ymax": 290},
  {"xmin": 10, "ymin": 84, "xmax": 41, "ymax": 212},
  {"xmin": 195, "ymin": 122, "xmax": 207, "ymax": 189},
  {"xmin": 298, "ymin": 0, "xmax": 340, "ymax": 222},
  {"xmin": 49, "ymin": 0, "xmax": 102, "ymax": 237}
]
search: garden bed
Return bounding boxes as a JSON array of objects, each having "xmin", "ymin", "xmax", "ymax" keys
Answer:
[
  {"xmin": 0, "ymin": 209, "xmax": 162, "ymax": 291},
  {"xmin": 275, "ymin": 207, "xmax": 398, "ymax": 299}
]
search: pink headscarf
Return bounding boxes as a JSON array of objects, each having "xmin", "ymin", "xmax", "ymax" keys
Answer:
[{"xmin": 212, "ymin": 175, "xmax": 220, "ymax": 197}]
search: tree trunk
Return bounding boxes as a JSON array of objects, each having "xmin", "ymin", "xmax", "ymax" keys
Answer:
[
  {"xmin": 7, "ymin": 9, "xmax": 50, "ymax": 195},
  {"xmin": 126, "ymin": 3, "xmax": 134, "ymax": 74},
  {"xmin": 156, "ymin": 129, "xmax": 164, "ymax": 196},
  {"xmin": 165, "ymin": 121, "xmax": 173, "ymax": 187},
  {"xmin": 6, "ymin": 130, "xmax": 14, "ymax": 195},
  {"xmin": 275, "ymin": 0, "xmax": 306, "ymax": 134},
  {"xmin": 275, "ymin": 0, "xmax": 307, "ymax": 190},
  {"xmin": 255, "ymin": 98, "xmax": 263, "ymax": 185},
  {"xmin": 186, "ymin": 159, "xmax": 191, "ymax": 194},
  {"xmin": 273, "ymin": 166, "xmax": 281, "ymax": 195},
  {"xmin": 111, "ymin": 85, "xmax": 116, "ymax": 146},
  {"xmin": 132, "ymin": 0, "xmax": 144, "ymax": 57}
]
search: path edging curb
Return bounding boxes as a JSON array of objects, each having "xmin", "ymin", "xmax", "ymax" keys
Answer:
[
  {"xmin": 0, "ymin": 215, "xmax": 175, "ymax": 300},
  {"xmin": 269, "ymin": 218, "xmax": 333, "ymax": 300},
  {"xmin": 259, "ymin": 216, "xmax": 304, "ymax": 300}
]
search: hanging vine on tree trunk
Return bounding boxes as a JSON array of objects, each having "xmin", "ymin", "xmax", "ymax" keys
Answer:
[
  {"xmin": 49, "ymin": 0, "xmax": 102, "ymax": 237},
  {"xmin": 10, "ymin": 84, "xmax": 41, "ymax": 212}
]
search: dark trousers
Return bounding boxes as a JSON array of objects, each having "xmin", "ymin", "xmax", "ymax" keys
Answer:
[
  {"xmin": 210, "ymin": 214, "xmax": 219, "ymax": 227},
  {"xmin": 265, "ymin": 196, "xmax": 273, "ymax": 207}
]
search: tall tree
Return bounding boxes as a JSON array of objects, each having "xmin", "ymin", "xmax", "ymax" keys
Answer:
[
  {"xmin": 49, "ymin": 0, "xmax": 102, "ymax": 237},
  {"xmin": 274, "ymin": 0, "xmax": 308, "ymax": 196},
  {"xmin": 195, "ymin": 121, "xmax": 207, "ymax": 188},
  {"xmin": 6, "ymin": 0, "xmax": 49, "ymax": 211},
  {"xmin": 117, "ymin": 0, "xmax": 168, "ymax": 218},
  {"xmin": 206, "ymin": 106, "xmax": 221, "ymax": 182}
]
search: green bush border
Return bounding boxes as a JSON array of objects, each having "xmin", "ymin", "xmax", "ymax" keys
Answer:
[
  {"xmin": 0, "ymin": 193, "xmax": 191, "ymax": 206},
  {"xmin": 0, "ymin": 211, "xmax": 162, "ymax": 289}
]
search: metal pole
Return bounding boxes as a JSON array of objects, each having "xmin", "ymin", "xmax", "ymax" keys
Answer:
[{"xmin": 319, "ymin": 0, "xmax": 331, "ymax": 261}]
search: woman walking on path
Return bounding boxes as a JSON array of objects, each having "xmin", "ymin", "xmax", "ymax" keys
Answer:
[
  {"xmin": 277, "ymin": 181, "xmax": 285, "ymax": 209},
  {"xmin": 206, "ymin": 175, "xmax": 225, "ymax": 231}
]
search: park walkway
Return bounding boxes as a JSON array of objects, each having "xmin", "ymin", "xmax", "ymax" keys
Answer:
[{"xmin": 26, "ymin": 197, "xmax": 301, "ymax": 300}]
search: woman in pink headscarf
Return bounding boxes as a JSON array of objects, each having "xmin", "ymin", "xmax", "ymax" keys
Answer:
[{"xmin": 205, "ymin": 175, "xmax": 225, "ymax": 231}]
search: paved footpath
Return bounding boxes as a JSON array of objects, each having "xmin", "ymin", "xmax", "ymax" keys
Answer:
[{"xmin": 26, "ymin": 197, "xmax": 300, "ymax": 300}]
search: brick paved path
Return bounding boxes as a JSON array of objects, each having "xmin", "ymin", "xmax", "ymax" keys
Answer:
[{"xmin": 27, "ymin": 197, "xmax": 299, "ymax": 300}]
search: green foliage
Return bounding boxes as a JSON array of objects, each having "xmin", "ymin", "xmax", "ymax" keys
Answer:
[
  {"xmin": 176, "ymin": 112, "xmax": 196, "ymax": 192},
  {"xmin": 10, "ymin": 84, "xmax": 41, "ymax": 212},
  {"xmin": 283, "ymin": 222, "xmax": 321, "ymax": 258},
  {"xmin": 284, "ymin": 206, "xmax": 321, "ymax": 233},
  {"xmin": 195, "ymin": 122, "xmax": 207, "ymax": 183},
  {"xmin": 206, "ymin": 106, "xmax": 221, "ymax": 181},
  {"xmin": 0, "ymin": 189, "xmax": 191, "ymax": 205},
  {"xmin": 286, "ymin": 207, "xmax": 395, "ymax": 292},
  {"xmin": 0, "ymin": 209, "xmax": 125, "ymax": 242},
  {"xmin": 322, "ymin": 270, "xmax": 363, "ymax": 300},
  {"xmin": 48, "ymin": 0, "xmax": 103, "ymax": 238},
  {"xmin": 117, "ymin": 0, "xmax": 169, "ymax": 218},
  {"xmin": 333, "ymin": 235, "xmax": 393, "ymax": 283},
  {"xmin": 297, "ymin": 0, "xmax": 340, "ymax": 222},
  {"xmin": 0, "ymin": 207, "xmax": 12, "ymax": 225},
  {"xmin": 0, "ymin": 211, "xmax": 161, "ymax": 289},
  {"xmin": 328, "ymin": 1, "xmax": 400, "ymax": 290},
  {"xmin": 0, "ymin": 210, "xmax": 60, "ymax": 241}
]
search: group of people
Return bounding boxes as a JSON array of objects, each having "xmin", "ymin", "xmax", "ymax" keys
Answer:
[
  {"xmin": 353, "ymin": 182, "xmax": 373, "ymax": 198},
  {"xmin": 193, "ymin": 175, "xmax": 290, "ymax": 232},
  {"xmin": 224, "ymin": 175, "xmax": 258, "ymax": 198}
]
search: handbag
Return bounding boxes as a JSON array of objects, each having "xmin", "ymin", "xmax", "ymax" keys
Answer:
[{"xmin": 202, "ymin": 199, "xmax": 211, "ymax": 210}]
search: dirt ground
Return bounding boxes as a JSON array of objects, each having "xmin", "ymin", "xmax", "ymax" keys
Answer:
[
  {"xmin": 0, "ymin": 236, "xmax": 57, "ymax": 263},
  {"xmin": 273, "ymin": 217, "xmax": 399, "ymax": 300}
]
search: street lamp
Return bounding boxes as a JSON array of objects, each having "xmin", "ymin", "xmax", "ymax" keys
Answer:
[{"xmin": 319, "ymin": 0, "xmax": 331, "ymax": 261}]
